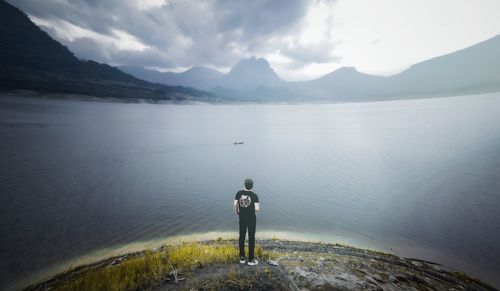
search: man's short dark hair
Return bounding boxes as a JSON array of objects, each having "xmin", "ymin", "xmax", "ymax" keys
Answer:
[{"xmin": 244, "ymin": 178, "xmax": 253, "ymax": 190}]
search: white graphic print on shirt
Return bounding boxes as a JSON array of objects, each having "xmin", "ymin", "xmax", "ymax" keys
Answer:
[{"xmin": 239, "ymin": 195, "xmax": 251, "ymax": 208}]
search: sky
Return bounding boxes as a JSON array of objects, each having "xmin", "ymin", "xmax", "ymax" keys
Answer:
[{"xmin": 7, "ymin": 0, "xmax": 500, "ymax": 81}]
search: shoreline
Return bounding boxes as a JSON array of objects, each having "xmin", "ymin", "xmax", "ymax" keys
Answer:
[
  {"xmin": 3, "ymin": 88, "xmax": 500, "ymax": 106},
  {"xmin": 11, "ymin": 231, "xmax": 365, "ymax": 290},
  {"xmin": 24, "ymin": 238, "xmax": 495, "ymax": 291},
  {"xmin": 0, "ymin": 90, "xmax": 210, "ymax": 105}
]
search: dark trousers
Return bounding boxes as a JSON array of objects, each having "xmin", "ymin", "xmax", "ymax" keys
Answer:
[{"xmin": 239, "ymin": 214, "xmax": 256, "ymax": 260}]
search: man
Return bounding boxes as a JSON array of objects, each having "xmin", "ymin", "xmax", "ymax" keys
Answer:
[{"xmin": 234, "ymin": 178, "xmax": 260, "ymax": 265}]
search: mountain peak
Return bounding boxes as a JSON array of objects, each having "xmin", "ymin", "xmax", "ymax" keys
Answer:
[
  {"xmin": 231, "ymin": 56, "xmax": 272, "ymax": 72},
  {"xmin": 217, "ymin": 57, "xmax": 283, "ymax": 90},
  {"xmin": 317, "ymin": 66, "xmax": 373, "ymax": 80},
  {"xmin": 334, "ymin": 66, "xmax": 358, "ymax": 74},
  {"xmin": 185, "ymin": 66, "xmax": 223, "ymax": 76}
]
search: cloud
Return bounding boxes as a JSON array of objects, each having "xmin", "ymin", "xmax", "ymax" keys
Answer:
[
  {"xmin": 7, "ymin": 0, "xmax": 341, "ymax": 79},
  {"xmin": 30, "ymin": 16, "xmax": 150, "ymax": 52},
  {"xmin": 68, "ymin": 38, "xmax": 174, "ymax": 68},
  {"xmin": 215, "ymin": 0, "xmax": 309, "ymax": 39}
]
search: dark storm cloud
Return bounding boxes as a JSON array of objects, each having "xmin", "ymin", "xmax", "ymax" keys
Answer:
[
  {"xmin": 6, "ymin": 0, "xmax": 338, "ymax": 71},
  {"xmin": 215, "ymin": 0, "xmax": 308, "ymax": 37}
]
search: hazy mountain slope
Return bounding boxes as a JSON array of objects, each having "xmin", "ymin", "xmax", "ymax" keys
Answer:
[
  {"xmin": 387, "ymin": 35, "xmax": 500, "ymax": 97},
  {"xmin": 0, "ymin": 1, "xmax": 215, "ymax": 101},
  {"xmin": 120, "ymin": 66, "xmax": 224, "ymax": 90},
  {"xmin": 288, "ymin": 35, "xmax": 500, "ymax": 101},
  {"xmin": 288, "ymin": 67, "xmax": 388, "ymax": 100}
]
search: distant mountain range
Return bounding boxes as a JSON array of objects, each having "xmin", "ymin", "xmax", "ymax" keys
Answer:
[
  {"xmin": 118, "ymin": 65, "xmax": 224, "ymax": 91},
  {"xmin": 119, "ymin": 57, "xmax": 287, "ymax": 95},
  {"xmin": 0, "ymin": 1, "xmax": 216, "ymax": 102},
  {"xmin": 121, "ymin": 35, "xmax": 500, "ymax": 102}
]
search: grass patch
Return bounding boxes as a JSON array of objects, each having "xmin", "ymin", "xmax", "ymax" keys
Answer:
[{"xmin": 29, "ymin": 242, "xmax": 273, "ymax": 291}]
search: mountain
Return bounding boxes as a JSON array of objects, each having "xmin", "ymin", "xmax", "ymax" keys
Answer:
[
  {"xmin": 387, "ymin": 35, "xmax": 500, "ymax": 97},
  {"xmin": 119, "ymin": 65, "xmax": 224, "ymax": 90},
  {"xmin": 288, "ymin": 67, "xmax": 387, "ymax": 100},
  {"xmin": 121, "ymin": 56, "xmax": 287, "ymax": 99},
  {"xmin": 313, "ymin": 36, "xmax": 500, "ymax": 100},
  {"xmin": 289, "ymin": 36, "xmax": 500, "ymax": 101},
  {"xmin": 0, "ymin": 1, "xmax": 216, "ymax": 101},
  {"xmin": 121, "ymin": 57, "xmax": 284, "ymax": 92},
  {"xmin": 217, "ymin": 57, "xmax": 284, "ymax": 90}
]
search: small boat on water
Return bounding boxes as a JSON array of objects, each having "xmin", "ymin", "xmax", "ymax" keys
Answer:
[{"xmin": 233, "ymin": 141, "xmax": 244, "ymax": 145}]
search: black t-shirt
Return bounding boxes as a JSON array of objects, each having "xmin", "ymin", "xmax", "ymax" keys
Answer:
[{"xmin": 235, "ymin": 190, "xmax": 259, "ymax": 217}]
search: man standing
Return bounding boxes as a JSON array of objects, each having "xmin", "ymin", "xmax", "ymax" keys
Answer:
[{"xmin": 234, "ymin": 178, "xmax": 260, "ymax": 265}]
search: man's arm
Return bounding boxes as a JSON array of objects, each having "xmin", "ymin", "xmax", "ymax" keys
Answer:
[
  {"xmin": 255, "ymin": 202, "xmax": 260, "ymax": 213},
  {"xmin": 233, "ymin": 199, "xmax": 239, "ymax": 215}
]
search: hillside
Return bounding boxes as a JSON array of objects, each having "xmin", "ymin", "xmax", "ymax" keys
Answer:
[
  {"xmin": 388, "ymin": 35, "xmax": 500, "ymax": 97},
  {"xmin": 0, "ymin": 1, "xmax": 216, "ymax": 101},
  {"xmin": 119, "ymin": 65, "xmax": 224, "ymax": 90}
]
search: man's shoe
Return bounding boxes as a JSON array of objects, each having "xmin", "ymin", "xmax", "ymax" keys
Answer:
[
  {"xmin": 247, "ymin": 258, "xmax": 258, "ymax": 266},
  {"xmin": 239, "ymin": 256, "xmax": 246, "ymax": 264}
]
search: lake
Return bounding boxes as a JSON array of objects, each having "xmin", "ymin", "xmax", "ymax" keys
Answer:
[{"xmin": 1, "ymin": 93, "xmax": 500, "ymax": 289}]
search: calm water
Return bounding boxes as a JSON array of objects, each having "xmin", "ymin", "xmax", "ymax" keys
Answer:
[{"xmin": 1, "ymin": 93, "xmax": 500, "ymax": 289}]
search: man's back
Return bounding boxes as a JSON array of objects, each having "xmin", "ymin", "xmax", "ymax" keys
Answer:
[
  {"xmin": 235, "ymin": 190, "xmax": 259, "ymax": 217},
  {"xmin": 234, "ymin": 178, "xmax": 260, "ymax": 265}
]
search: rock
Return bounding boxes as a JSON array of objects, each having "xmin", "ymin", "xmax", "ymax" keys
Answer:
[
  {"xmin": 316, "ymin": 258, "xmax": 325, "ymax": 267},
  {"xmin": 372, "ymin": 274, "xmax": 384, "ymax": 283},
  {"xmin": 365, "ymin": 275, "xmax": 379, "ymax": 285},
  {"xmin": 395, "ymin": 274, "xmax": 409, "ymax": 283}
]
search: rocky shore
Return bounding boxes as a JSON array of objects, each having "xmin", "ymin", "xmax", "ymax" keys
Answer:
[{"xmin": 26, "ymin": 239, "xmax": 496, "ymax": 291}]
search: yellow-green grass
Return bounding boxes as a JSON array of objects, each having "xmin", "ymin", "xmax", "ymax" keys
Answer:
[{"xmin": 33, "ymin": 242, "xmax": 272, "ymax": 291}]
